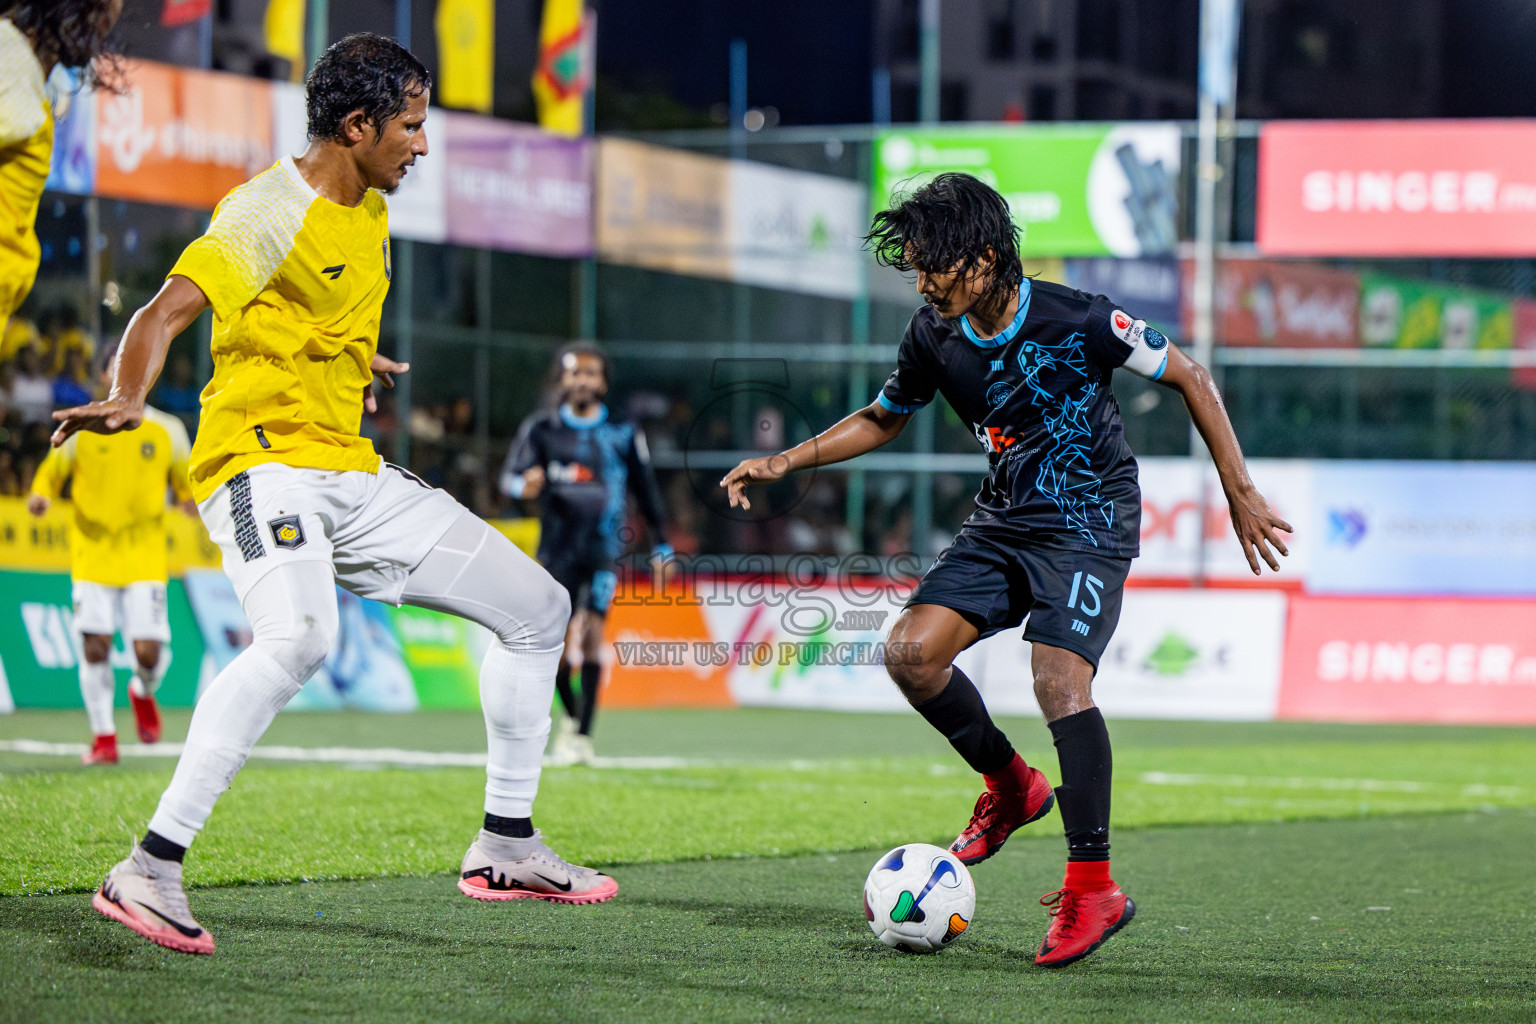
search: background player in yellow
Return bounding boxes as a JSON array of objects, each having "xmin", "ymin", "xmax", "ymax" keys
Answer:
[
  {"xmin": 0, "ymin": 1, "xmax": 123, "ymax": 325},
  {"xmin": 29, "ymin": 348, "xmax": 194, "ymax": 765},
  {"xmin": 52, "ymin": 34, "xmax": 609, "ymax": 958}
]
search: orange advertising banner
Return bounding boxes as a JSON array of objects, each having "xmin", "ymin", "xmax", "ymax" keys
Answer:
[
  {"xmin": 601, "ymin": 580, "xmax": 736, "ymax": 709},
  {"xmin": 96, "ymin": 61, "xmax": 274, "ymax": 209}
]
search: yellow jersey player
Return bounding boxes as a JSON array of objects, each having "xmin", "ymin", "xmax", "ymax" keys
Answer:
[
  {"xmin": 0, "ymin": 1, "xmax": 123, "ymax": 324},
  {"xmin": 53, "ymin": 34, "xmax": 611, "ymax": 957},
  {"xmin": 29, "ymin": 358, "xmax": 194, "ymax": 764}
]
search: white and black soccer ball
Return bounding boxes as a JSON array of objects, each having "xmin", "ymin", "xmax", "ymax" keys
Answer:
[{"xmin": 863, "ymin": 843, "xmax": 976, "ymax": 952}]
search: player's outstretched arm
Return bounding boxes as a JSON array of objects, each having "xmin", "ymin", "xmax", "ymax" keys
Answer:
[
  {"xmin": 1154, "ymin": 344, "xmax": 1293, "ymax": 575},
  {"xmin": 720, "ymin": 401, "xmax": 909, "ymax": 511},
  {"xmin": 51, "ymin": 276, "xmax": 209, "ymax": 446}
]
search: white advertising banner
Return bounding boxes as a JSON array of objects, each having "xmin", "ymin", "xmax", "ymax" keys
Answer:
[
  {"xmin": 728, "ymin": 162, "xmax": 868, "ymax": 300},
  {"xmin": 1132, "ymin": 457, "xmax": 1313, "ymax": 584},
  {"xmin": 1307, "ymin": 461, "xmax": 1536, "ymax": 595},
  {"xmin": 970, "ymin": 589, "xmax": 1288, "ymax": 721},
  {"xmin": 271, "ymin": 82, "xmax": 448, "ymax": 244}
]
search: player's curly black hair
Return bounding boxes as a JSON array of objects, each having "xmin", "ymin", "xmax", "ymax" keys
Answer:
[
  {"xmin": 305, "ymin": 33, "xmax": 431, "ymax": 142},
  {"xmin": 865, "ymin": 172, "xmax": 1025, "ymax": 319},
  {"xmin": 2, "ymin": 0, "xmax": 120, "ymax": 84}
]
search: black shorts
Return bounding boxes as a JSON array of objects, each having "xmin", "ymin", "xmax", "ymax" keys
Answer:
[
  {"xmin": 908, "ymin": 527, "xmax": 1131, "ymax": 669},
  {"xmin": 543, "ymin": 554, "xmax": 618, "ymax": 616}
]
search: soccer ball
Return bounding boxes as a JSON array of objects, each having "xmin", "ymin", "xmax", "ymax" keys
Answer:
[{"xmin": 863, "ymin": 843, "xmax": 976, "ymax": 952}]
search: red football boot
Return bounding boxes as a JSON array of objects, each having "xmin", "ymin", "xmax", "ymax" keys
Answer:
[
  {"xmin": 81, "ymin": 734, "xmax": 119, "ymax": 766},
  {"xmin": 129, "ymin": 688, "xmax": 162, "ymax": 744},
  {"xmin": 949, "ymin": 754, "xmax": 1056, "ymax": 866},
  {"xmin": 1034, "ymin": 861, "xmax": 1136, "ymax": 967}
]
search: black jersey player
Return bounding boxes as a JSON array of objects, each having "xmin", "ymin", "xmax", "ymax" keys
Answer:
[
  {"xmin": 500, "ymin": 345, "xmax": 671, "ymax": 764},
  {"xmin": 721, "ymin": 174, "xmax": 1290, "ymax": 968}
]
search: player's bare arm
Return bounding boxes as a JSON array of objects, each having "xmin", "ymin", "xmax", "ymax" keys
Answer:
[
  {"xmin": 720, "ymin": 401, "xmax": 910, "ymax": 510},
  {"xmin": 1154, "ymin": 344, "xmax": 1292, "ymax": 575},
  {"xmin": 50, "ymin": 275, "xmax": 209, "ymax": 445}
]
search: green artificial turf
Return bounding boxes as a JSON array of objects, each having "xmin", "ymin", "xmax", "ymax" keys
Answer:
[
  {"xmin": 2, "ymin": 710, "xmax": 1534, "ymax": 895},
  {"xmin": 2, "ymin": 812, "xmax": 1532, "ymax": 1024}
]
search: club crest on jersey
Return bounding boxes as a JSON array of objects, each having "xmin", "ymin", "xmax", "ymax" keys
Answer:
[
  {"xmin": 140, "ymin": 441, "xmax": 155, "ymax": 459},
  {"xmin": 986, "ymin": 381, "xmax": 1015, "ymax": 408},
  {"xmin": 382, "ymin": 240, "xmax": 392, "ymax": 281},
  {"xmin": 268, "ymin": 515, "xmax": 306, "ymax": 550}
]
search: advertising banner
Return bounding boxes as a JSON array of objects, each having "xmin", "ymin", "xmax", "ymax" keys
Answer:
[
  {"xmin": 728, "ymin": 161, "xmax": 867, "ymax": 300},
  {"xmin": 1258, "ymin": 120, "xmax": 1536, "ymax": 257},
  {"xmin": 975, "ymin": 590, "xmax": 1288, "ymax": 720},
  {"xmin": 1279, "ymin": 595, "xmax": 1536, "ymax": 725},
  {"xmin": 1064, "ymin": 258, "xmax": 1181, "ymax": 329},
  {"xmin": 443, "ymin": 113, "xmax": 593, "ymax": 257},
  {"xmin": 96, "ymin": 61, "xmax": 274, "ymax": 210},
  {"xmin": 45, "ymin": 68, "xmax": 96, "ymax": 195},
  {"xmin": 1358, "ymin": 275, "xmax": 1512, "ymax": 350},
  {"xmin": 1133, "ymin": 457, "xmax": 1313, "ymax": 585},
  {"xmin": 0, "ymin": 570, "xmax": 202, "ymax": 709},
  {"xmin": 1182, "ymin": 260, "xmax": 1360, "ymax": 347},
  {"xmin": 872, "ymin": 124, "xmax": 1182, "ymax": 257},
  {"xmin": 1514, "ymin": 299, "xmax": 1536, "ymax": 391},
  {"xmin": 596, "ymin": 138, "xmax": 731, "ymax": 280},
  {"xmin": 0, "ymin": 498, "xmax": 219, "ymax": 575},
  {"xmin": 1307, "ymin": 462, "xmax": 1536, "ymax": 596}
]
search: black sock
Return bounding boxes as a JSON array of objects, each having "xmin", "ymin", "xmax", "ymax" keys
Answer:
[
  {"xmin": 483, "ymin": 813, "xmax": 534, "ymax": 839},
  {"xmin": 1048, "ymin": 707, "xmax": 1112, "ymax": 862},
  {"xmin": 577, "ymin": 663, "xmax": 601, "ymax": 737},
  {"xmin": 911, "ymin": 666, "xmax": 1016, "ymax": 775},
  {"xmin": 141, "ymin": 830, "xmax": 186, "ymax": 863},
  {"xmin": 554, "ymin": 663, "xmax": 580, "ymax": 719}
]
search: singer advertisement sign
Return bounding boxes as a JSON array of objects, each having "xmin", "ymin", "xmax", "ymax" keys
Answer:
[
  {"xmin": 1258, "ymin": 120, "xmax": 1536, "ymax": 256},
  {"xmin": 873, "ymin": 124, "xmax": 1183, "ymax": 257}
]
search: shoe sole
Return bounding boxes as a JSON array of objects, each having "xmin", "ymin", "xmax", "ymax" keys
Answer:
[
  {"xmin": 1035, "ymin": 896, "xmax": 1137, "ymax": 968},
  {"xmin": 91, "ymin": 890, "xmax": 215, "ymax": 955},
  {"xmin": 457, "ymin": 877, "xmax": 618, "ymax": 905},
  {"xmin": 954, "ymin": 790, "xmax": 1056, "ymax": 867}
]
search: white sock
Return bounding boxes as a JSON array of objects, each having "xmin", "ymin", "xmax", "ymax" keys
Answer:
[
  {"xmin": 129, "ymin": 648, "xmax": 170, "ymax": 698},
  {"xmin": 79, "ymin": 659, "xmax": 115, "ymax": 737},
  {"xmin": 481, "ymin": 642, "xmax": 561, "ymax": 818},
  {"xmin": 145, "ymin": 645, "xmax": 302, "ymax": 847}
]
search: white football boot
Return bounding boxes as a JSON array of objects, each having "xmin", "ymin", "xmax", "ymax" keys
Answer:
[
  {"xmin": 458, "ymin": 829, "xmax": 617, "ymax": 904},
  {"xmin": 92, "ymin": 844, "xmax": 215, "ymax": 955}
]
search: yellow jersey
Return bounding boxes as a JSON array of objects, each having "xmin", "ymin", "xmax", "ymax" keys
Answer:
[
  {"xmin": 31, "ymin": 407, "xmax": 195, "ymax": 587},
  {"xmin": 0, "ymin": 18, "xmax": 52, "ymax": 322},
  {"xmin": 169, "ymin": 155, "xmax": 392, "ymax": 502}
]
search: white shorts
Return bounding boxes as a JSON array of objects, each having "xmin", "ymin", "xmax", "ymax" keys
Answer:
[
  {"xmin": 72, "ymin": 580, "xmax": 171, "ymax": 642},
  {"xmin": 198, "ymin": 461, "xmax": 466, "ymax": 604}
]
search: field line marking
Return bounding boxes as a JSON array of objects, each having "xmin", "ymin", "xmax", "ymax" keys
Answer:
[
  {"xmin": 1138, "ymin": 770, "xmax": 1523, "ymax": 799},
  {"xmin": 0, "ymin": 739, "xmax": 694, "ymax": 770}
]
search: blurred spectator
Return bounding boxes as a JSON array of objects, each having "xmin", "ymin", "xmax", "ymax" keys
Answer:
[
  {"xmin": 44, "ymin": 305, "xmax": 94, "ymax": 375},
  {"xmin": 52, "ymin": 348, "xmax": 94, "ymax": 408},
  {"xmin": 1, "ymin": 316, "xmax": 40, "ymax": 362},
  {"xmin": 151, "ymin": 351, "xmax": 202, "ymax": 436},
  {"xmin": 10, "ymin": 346, "xmax": 55, "ymax": 425},
  {"xmin": 0, "ymin": 449, "xmax": 19, "ymax": 496}
]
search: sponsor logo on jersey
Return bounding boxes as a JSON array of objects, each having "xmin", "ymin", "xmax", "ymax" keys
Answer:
[
  {"xmin": 268, "ymin": 515, "xmax": 306, "ymax": 550},
  {"xmin": 1110, "ymin": 309, "xmax": 1152, "ymax": 348},
  {"xmin": 548, "ymin": 461, "xmax": 595, "ymax": 484},
  {"xmin": 1111, "ymin": 309, "xmax": 1134, "ymax": 337},
  {"xmin": 973, "ymin": 423, "xmax": 1023, "ymax": 453},
  {"xmin": 1143, "ymin": 326, "xmax": 1168, "ymax": 350}
]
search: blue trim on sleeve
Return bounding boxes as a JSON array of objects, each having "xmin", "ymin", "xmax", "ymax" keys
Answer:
[
  {"xmin": 958, "ymin": 278, "xmax": 1032, "ymax": 348},
  {"xmin": 1150, "ymin": 353, "xmax": 1168, "ymax": 381},
  {"xmin": 877, "ymin": 392, "xmax": 924, "ymax": 414}
]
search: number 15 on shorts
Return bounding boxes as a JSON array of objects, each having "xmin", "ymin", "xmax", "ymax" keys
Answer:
[{"xmin": 1066, "ymin": 571, "xmax": 1103, "ymax": 636}]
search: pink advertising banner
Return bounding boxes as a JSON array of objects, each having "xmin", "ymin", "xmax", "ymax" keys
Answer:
[
  {"xmin": 442, "ymin": 113, "xmax": 593, "ymax": 258},
  {"xmin": 1258, "ymin": 120, "xmax": 1536, "ymax": 257}
]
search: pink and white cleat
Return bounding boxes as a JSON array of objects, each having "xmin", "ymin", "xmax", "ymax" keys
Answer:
[
  {"xmin": 458, "ymin": 829, "xmax": 618, "ymax": 905},
  {"xmin": 92, "ymin": 844, "xmax": 214, "ymax": 955}
]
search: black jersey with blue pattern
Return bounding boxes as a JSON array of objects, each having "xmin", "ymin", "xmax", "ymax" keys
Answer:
[
  {"xmin": 879, "ymin": 278, "xmax": 1170, "ymax": 557},
  {"xmin": 499, "ymin": 403, "xmax": 669, "ymax": 566}
]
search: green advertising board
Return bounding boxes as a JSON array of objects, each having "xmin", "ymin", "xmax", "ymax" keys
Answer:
[
  {"xmin": 872, "ymin": 124, "xmax": 1182, "ymax": 257},
  {"xmin": 0, "ymin": 570, "xmax": 204, "ymax": 711},
  {"xmin": 1359, "ymin": 275, "xmax": 1514, "ymax": 350},
  {"xmin": 387, "ymin": 604, "xmax": 487, "ymax": 710}
]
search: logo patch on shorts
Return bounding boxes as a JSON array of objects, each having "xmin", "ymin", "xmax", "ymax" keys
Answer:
[{"xmin": 268, "ymin": 515, "xmax": 306, "ymax": 550}]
